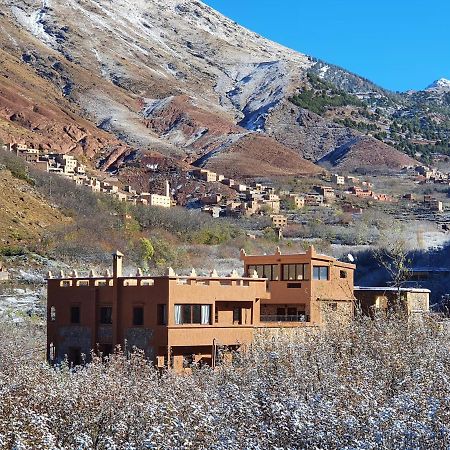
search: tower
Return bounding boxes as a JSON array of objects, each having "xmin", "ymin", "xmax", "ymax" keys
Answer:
[{"xmin": 165, "ymin": 180, "xmax": 170, "ymax": 198}]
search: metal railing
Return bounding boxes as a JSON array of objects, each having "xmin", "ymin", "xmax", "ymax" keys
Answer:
[{"xmin": 260, "ymin": 315, "xmax": 309, "ymax": 323}]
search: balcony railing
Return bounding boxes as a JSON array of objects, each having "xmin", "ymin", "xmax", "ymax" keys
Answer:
[{"xmin": 260, "ymin": 315, "xmax": 309, "ymax": 323}]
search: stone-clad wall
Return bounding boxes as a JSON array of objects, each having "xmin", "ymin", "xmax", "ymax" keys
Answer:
[{"xmin": 57, "ymin": 326, "xmax": 92, "ymax": 363}]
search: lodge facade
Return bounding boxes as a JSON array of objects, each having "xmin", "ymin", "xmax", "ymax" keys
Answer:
[{"xmin": 46, "ymin": 247, "xmax": 428, "ymax": 370}]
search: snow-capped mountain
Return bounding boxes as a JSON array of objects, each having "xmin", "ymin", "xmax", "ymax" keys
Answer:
[
  {"xmin": 426, "ymin": 78, "xmax": 450, "ymax": 91},
  {"xmin": 0, "ymin": 0, "xmax": 423, "ymax": 176}
]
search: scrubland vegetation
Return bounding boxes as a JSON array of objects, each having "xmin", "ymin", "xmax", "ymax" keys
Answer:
[
  {"xmin": 1, "ymin": 314, "xmax": 450, "ymax": 448},
  {"xmin": 0, "ymin": 150, "xmax": 244, "ymax": 269},
  {"xmin": 290, "ymin": 73, "xmax": 365, "ymax": 115}
]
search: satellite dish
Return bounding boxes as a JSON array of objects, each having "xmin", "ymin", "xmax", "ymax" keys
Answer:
[{"xmin": 347, "ymin": 253, "xmax": 355, "ymax": 263}]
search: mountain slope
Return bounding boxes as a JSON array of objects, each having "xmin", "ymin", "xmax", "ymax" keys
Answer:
[
  {"xmin": 0, "ymin": 166, "xmax": 68, "ymax": 245},
  {"xmin": 0, "ymin": 0, "xmax": 430, "ymax": 178}
]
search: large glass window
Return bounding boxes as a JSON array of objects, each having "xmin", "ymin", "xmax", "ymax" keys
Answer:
[
  {"xmin": 313, "ymin": 266, "xmax": 329, "ymax": 280},
  {"xmin": 282, "ymin": 264, "xmax": 309, "ymax": 281},
  {"xmin": 175, "ymin": 305, "xmax": 211, "ymax": 325},
  {"xmin": 247, "ymin": 264, "xmax": 280, "ymax": 280}
]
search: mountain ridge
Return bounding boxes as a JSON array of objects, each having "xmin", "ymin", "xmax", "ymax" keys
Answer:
[{"xmin": 1, "ymin": 0, "xmax": 442, "ymax": 181}]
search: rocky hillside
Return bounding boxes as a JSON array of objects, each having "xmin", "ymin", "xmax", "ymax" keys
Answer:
[
  {"xmin": 0, "ymin": 0, "xmax": 440, "ymax": 180},
  {"xmin": 0, "ymin": 166, "xmax": 68, "ymax": 247},
  {"xmin": 306, "ymin": 64, "xmax": 450, "ymax": 165}
]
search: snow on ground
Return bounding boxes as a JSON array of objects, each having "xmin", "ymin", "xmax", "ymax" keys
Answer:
[
  {"xmin": 426, "ymin": 78, "xmax": 450, "ymax": 91},
  {"xmin": 215, "ymin": 61, "xmax": 290, "ymax": 131},
  {"xmin": 84, "ymin": 91, "xmax": 174, "ymax": 151},
  {"xmin": 318, "ymin": 65, "xmax": 330, "ymax": 79},
  {"xmin": 0, "ymin": 287, "xmax": 45, "ymax": 320},
  {"xmin": 10, "ymin": 0, "xmax": 56, "ymax": 47},
  {"xmin": 141, "ymin": 97, "xmax": 175, "ymax": 118}
]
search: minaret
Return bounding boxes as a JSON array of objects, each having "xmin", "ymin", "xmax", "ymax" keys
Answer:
[{"xmin": 165, "ymin": 180, "xmax": 170, "ymax": 198}]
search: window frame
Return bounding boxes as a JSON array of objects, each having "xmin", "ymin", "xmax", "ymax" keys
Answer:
[
  {"xmin": 247, "ymin": 264, "xmax": 280, "ymax": 281},
  {"xmin": 282, "ymin": 263, "xmax": 309, "ymax": 281},
  {"xmin": 313, "ymin": 266, "xmax": 329, "ymax": 281},
  {"xmin": 175, "ymin": 304, "xmax": 212, "ymax": 325},
  {"xmin": 233, "ymin": 306, "xmax": 242, "ymax": 325}
]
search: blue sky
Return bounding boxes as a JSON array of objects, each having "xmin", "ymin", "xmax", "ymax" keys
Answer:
[{"xmin": 203, "ymin": 0, "xmax": 450, "ymax": 92}]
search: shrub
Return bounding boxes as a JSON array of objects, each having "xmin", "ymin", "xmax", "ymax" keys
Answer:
[
  {"xmin": 0, "ymin": 150, "xmax": 33, "ymax": 184},
  {"xmin": 1, "ymin": 316, "xmax": 450, "ymax": 448},
  {"xmin": 0, "ymin": 245, "xmax": 27, "ymax": 257}
]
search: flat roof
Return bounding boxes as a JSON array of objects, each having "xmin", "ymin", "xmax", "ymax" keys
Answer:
[{"xmin": 355, "ymin": 286, "xmax": 431, "ymax": 293}]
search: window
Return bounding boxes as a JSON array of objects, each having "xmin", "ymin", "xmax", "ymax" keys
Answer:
[
  {"xmin": 133, "ymin": 307, "xmax": 144, "ymax": 326},
  {"xmin": 247, "ymin": 264, "xmax": 280, "ymax": 280},
  {"xmin": 273, "ymin": 306, "xmax": 306, "ymax": 322},
  {"xmin": 340, "ymin": 270, "xmax": 347, "ymax": 279},
  {"xmin": 50, "ymin": 306, "xmax": 56, "ymax": 322},
  {"xmin": 192, "ymin": 305, "xmax": 201, "ymax": 324},
  {"xmin": 100, "ymin": 306, "xmax": 112, "ymax": 324},
  {"xmin": 70, "ymin": 306, "xmax": 80, "ymax": 324},
  {"xmin": 233, "ymin": 307, "xmax": 242, "ymax": 325},
  {"xmin": 175, "ymin": 305, "xmax": 211, "ymax": 325},
  {"xmin": 282, "ymin": 264, "xmax": 309, "ymax": 281},
  {"xmin": 157, "ymin": 304, "xmax": 167, "ymax": 325},
  {"xmin": 313, "ymin": 266, "xmax": 329, "ymax": 281},
  {"xmin": 287, "ymin": 283, "xmax": 302, "ymax": 289}
]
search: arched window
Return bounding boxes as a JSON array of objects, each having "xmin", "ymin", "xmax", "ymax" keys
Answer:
[{"xmin": 50, "ymin": 306, "xmax": 56, "ymax": 322}]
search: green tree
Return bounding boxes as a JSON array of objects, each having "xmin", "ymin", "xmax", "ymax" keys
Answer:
[{"xmin": 138, "ymin": 238, "xmax": 154, "ymax": 271}]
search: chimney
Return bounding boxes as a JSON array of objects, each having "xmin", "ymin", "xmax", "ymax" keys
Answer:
[
  {"xmin": 113, "ymin": 250, "xmax": 124, "ymax": 278},
  {"xmin": 165, "ymin": 180, "xmax": 170, "ymax": 197}
]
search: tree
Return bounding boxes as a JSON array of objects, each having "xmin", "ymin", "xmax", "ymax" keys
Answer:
[
  {"xmin": 138, "ymin": 237, "xmax": 154, "ymax": 271},
  {"xmin": 374, "ymin": 226, "xmax": 411, "ymax": 312}
]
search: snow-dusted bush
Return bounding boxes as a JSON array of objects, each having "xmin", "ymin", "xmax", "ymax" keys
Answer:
[{"xmin": 1, "ymin": 316, "xmax": 450, "ymax": 449}]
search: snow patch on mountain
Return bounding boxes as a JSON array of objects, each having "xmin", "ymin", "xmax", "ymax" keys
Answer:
[
  {"xmin": 11, "ymin": 0, "xmax": 56, "ymax": 47},
  {"xmin": 426, "ymin": 78, "xmax": 450, "ymax": 91},
  {"xmin": 142, "ymin": 97, "xmax": 175, "ymax": 118},
  {"xmin": 215, "ymin": 61, "xmax": 289, "ymax": 131},
  {"xmin": 318, "ymin": 65, "xmax": 330, "ymax": 79}
]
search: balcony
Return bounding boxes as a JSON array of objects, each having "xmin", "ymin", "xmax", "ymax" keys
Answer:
[{"xmin": 260, "ymin": 314, "xmax": 309, "ymax": 323}]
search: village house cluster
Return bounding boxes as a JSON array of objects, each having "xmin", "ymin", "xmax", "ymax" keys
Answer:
[
  {"xmin": 195, "ymin": 168, "xmax": 395, "ymax": 228},
  {"xmin": 413, "ymin": 165, "xmax": 450, "ymax": 185},
  {"xmin": 3, "ymin": 143, "xmax": 173, "ymax": 208},
  {"xmin": 47, "ymin": 247, "xmax": 430, "ymax": 371},
  {"xmin": 194, "ymin": 168, "xmax": 281, "ymax": 216}
]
